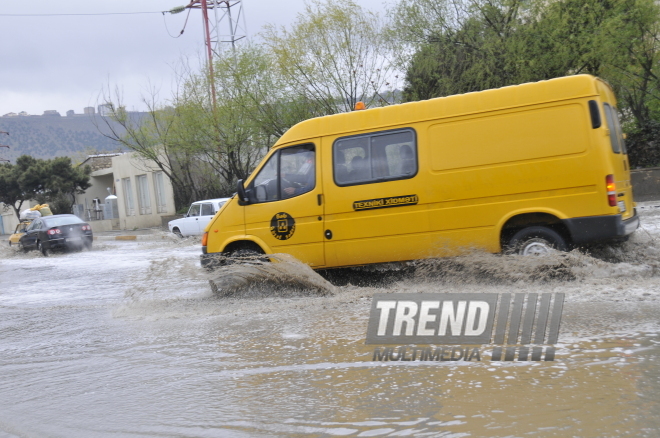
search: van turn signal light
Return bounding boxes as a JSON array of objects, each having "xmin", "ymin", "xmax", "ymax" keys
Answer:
[{"xmin": 606, "ymin": 174, "xmax": 617, "ymax": 206}]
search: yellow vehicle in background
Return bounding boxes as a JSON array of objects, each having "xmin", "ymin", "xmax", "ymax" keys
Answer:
[
  {"xmin": 9, "ymin": 221, "xmax": 31, "ymax": 248},
  {"xmin": 201, "ymin": 75, "xmax": 638, "ymax": 269}
]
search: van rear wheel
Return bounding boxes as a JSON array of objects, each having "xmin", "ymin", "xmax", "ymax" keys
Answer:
[{"xmin": 508, "ymin": 226, "xmax": 567, "ymax": 255}]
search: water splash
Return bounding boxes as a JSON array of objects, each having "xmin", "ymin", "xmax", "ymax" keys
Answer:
[{"xmin": 208, "ymin": 253, "xmax": 336, "ymax": 298}]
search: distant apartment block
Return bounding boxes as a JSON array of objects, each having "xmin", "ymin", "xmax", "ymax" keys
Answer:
[
  {"xmin": 66, "ymin": 110, "xmax": 75, "ymax": 117},
  {"xmin": 98, "ymin": 104, "xmax": 113, "ymax": 116},
  {"xmin": 84, "ymin": 107, "xmax": 95, "ymax": 115},
  {"xmin": 43, "ymin": 110, "xmax": 61, "ymax": 116}
]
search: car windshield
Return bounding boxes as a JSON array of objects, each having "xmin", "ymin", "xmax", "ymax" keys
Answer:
[{"xmin": 43, "ymin": 216, "xmax": 85, "ymax": 227}]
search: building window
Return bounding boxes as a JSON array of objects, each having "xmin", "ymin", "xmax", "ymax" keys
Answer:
[
  {"xmin": 136, "ymin": 174, "xmax": 152, "ymax": 215},
  {"xmin": 122, "ymin": 178, "xmax": 135, "ymax": 216},
  {"xmin": 153, "ymin": 171, "xmax": 167, "ymax": 213}
]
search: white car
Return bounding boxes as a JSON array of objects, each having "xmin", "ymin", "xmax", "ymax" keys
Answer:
[{"xmin": 168, "ymin": 198, "xmax": 230, "ymax": 237}]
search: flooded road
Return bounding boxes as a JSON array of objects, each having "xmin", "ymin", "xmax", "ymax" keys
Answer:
[{"xmin": 2, "ymin": 206, "xmax": 660, "ymax": 437}]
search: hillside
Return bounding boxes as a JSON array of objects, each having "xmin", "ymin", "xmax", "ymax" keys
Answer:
[{"xmin": 0, "ymin": 114, "xmax": 136, "ymax": 162}]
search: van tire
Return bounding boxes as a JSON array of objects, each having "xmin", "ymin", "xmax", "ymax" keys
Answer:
[{"xmin": 508, "ymin": 226, "xmax": 567, "ymax": 255}]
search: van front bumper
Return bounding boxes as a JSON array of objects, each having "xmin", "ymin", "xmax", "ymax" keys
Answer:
[{"xmin": 562, "ymin": 210, "xmax": 640, "ymax": 245}]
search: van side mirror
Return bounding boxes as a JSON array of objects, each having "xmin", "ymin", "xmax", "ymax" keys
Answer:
[{"xmin": 237, "ymin": 179, "xmax": 250, "ymax": 205}]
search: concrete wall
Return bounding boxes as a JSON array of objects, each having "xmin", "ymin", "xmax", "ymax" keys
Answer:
[
  {"xmin": 88, "ymin": 219, "xmax": 120, "ymax": 233},
  {"xmin": 631, "ymin": 168, "xmax": 660, "ymax": 202},
  {"xmin": 0, "ymin": 207, "xmax": 18, "ymax": 235},
  {"xmin": 0, "ymin": 201, "xmax": 38, "ymax": 235}
]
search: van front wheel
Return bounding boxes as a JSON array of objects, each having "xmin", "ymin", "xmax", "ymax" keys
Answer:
[{"xmin": 508, "ymin": 226, "xmax": 567, "ymax": 255}]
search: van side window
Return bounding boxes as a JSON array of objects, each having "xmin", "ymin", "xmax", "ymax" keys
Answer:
[
  {"xmin": 611, "ymin": 105, "xmax": 627, "ymax": 154},
  {"xmin": 252, "ymin": 152, "xmax": 279, "ymax": 202},
  {"xmin": 603, "ymin": 103, "xmax": 623, "ymax": 154},
  {"xmin": 250, "ymin": 144, "xmax": 316, "ymax": 203},
  {"xmin": 334, "ymin": 129, "xmax": 417, "ymax": 186}
]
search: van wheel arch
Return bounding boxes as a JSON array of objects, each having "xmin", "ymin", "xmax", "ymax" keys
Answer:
[
  {"xmin": 500, "ymin": 213, "xmax": 571, "ymax": 252},
  {"xmin": 223, "ymin": 240, "xmax": 265, "ymax": 257},
  {"xmin": 221, "ymin": 240, "xmax": 267, "ymax": 265}
]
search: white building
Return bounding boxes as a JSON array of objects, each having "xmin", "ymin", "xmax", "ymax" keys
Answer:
[{"xmin": 75, "ymin": 153, "xmax": 176, "ymax": 231}]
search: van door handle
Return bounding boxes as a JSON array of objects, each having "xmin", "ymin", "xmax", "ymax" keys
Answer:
[
  {"xmin": 317, "ymin": 194, "xmax": 323, "ymax": 206},
  {"xmin": 618, "ymin": 193, "xmax": 624, "ymax": 197}
]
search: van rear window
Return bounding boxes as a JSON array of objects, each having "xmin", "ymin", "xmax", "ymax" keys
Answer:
[
  {"xmin": 603, "ymin": 103, "xmax": 627, "ymax": 154},
  {"xmin": 333, "ymin": 129, "xmax": 417, "ymax": 186}
]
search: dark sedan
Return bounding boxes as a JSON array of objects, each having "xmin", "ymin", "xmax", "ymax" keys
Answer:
[{"xmin": 18, "ymin": 214, "xmax": 93, "ymax": 256}]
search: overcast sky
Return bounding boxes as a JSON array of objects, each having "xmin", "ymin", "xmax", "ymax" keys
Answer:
[{"xmin": 0, "ymin": 0, "xmax": 390, "ymax": 116}]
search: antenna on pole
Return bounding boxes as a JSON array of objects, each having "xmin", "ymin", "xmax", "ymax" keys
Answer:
[{"xmin": 181, "ymin": 1, "xmax": 248, "ymax": 107}]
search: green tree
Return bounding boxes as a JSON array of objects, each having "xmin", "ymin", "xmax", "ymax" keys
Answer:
[
  {"xmin": 263, "ymin": 0, "xmax": 399, "ymax": 113},
  {"xmin": 389, "ymin": 0, "xmax": 530, "ymax": 98},
  {"xmin": 37, "ymin": 156, "xmax": 92, "ymax": 214},
  {"xmin": 0, "ymin": 155, "xmax": 90, "ymax": 219}
]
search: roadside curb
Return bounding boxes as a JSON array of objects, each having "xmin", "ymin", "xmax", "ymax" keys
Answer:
[{"xmin": 93, "ymin": 235, "xmax": 175, "ymax": 242}]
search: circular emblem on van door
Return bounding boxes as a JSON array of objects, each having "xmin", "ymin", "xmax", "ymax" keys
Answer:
[{"xmin": 270, "ymin": 212, "xmax": 296, "ymax": 240}]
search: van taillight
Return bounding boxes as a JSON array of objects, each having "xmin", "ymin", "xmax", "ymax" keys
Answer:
[
  {"xmin": 606, "ymin": 174, "xmax": 617, "ymax": 206},
  {"xmin": 201, "ymin": 232, "xmax": 208, "ymax": 246}
]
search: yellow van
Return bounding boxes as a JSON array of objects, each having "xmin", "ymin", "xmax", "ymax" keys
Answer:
[{"xmin": 201, "ymin": 75, "xmax": 638, "ymax": 269}]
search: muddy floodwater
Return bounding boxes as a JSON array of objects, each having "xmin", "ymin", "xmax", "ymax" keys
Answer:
[{"xmin": 2, "ymin": 206, "xmax": 660, "ymax": 437}]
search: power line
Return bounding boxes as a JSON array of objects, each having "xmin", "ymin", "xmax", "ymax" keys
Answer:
[{"xmin": 0, "ymin": 12, "xmax": 163, "ymax": 17}]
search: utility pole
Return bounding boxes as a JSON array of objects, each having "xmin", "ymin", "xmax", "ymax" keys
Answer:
[
  {"xmin": 181, "ymin": 1, "xmax": 248, "ymax": 107},
  {"xmin": 0, "ymin": 131, "xmax": 8, "ymax": 163}
]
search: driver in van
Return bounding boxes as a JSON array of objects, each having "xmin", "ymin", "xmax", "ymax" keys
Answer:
[{"xmin": 283, "ymin": 155, "xmax": 315, "ymax": 198}]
